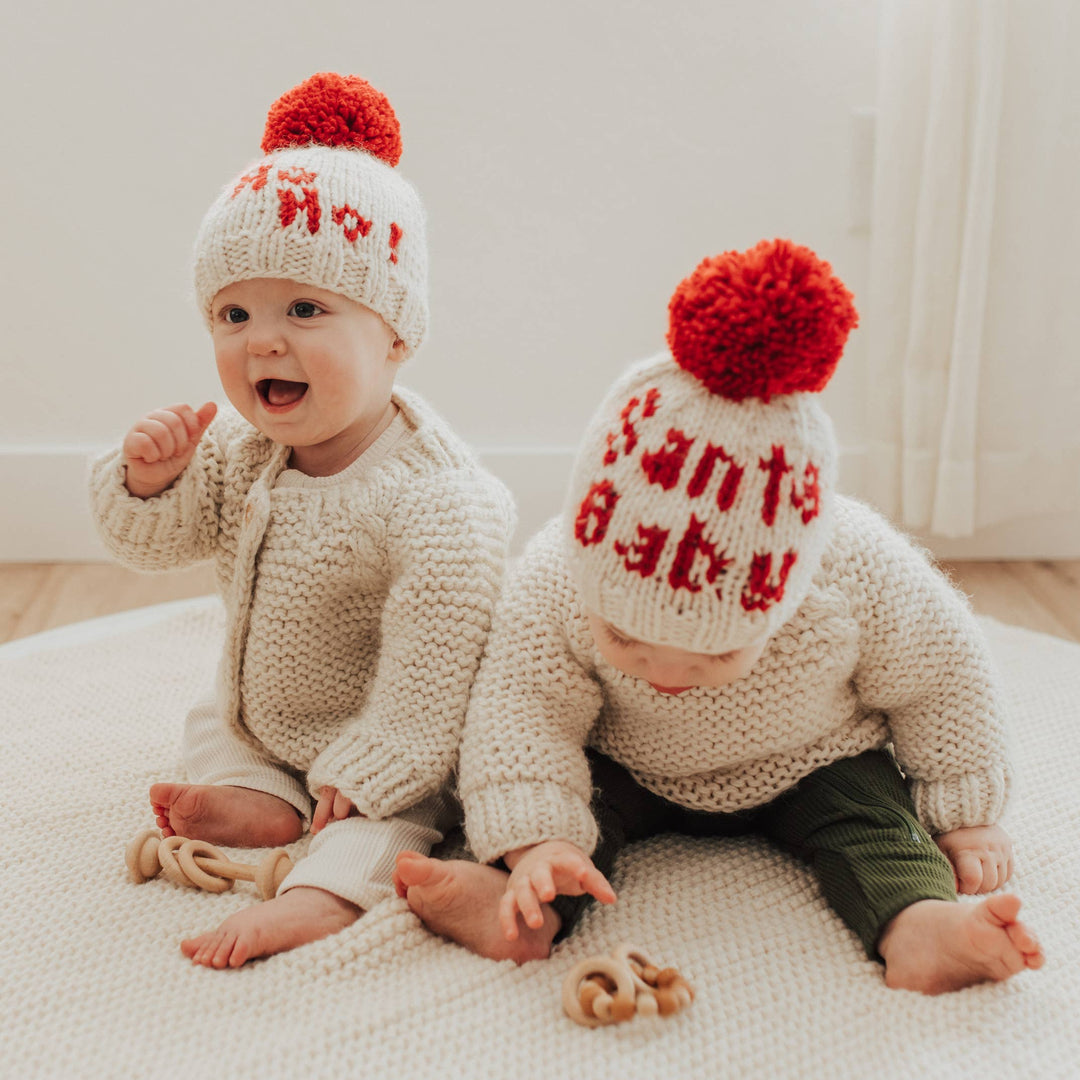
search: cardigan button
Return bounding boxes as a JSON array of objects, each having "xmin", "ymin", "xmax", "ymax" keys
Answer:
[{"xmin": 244, "ymin": 504, "xmax": 254, "ymax": 523}]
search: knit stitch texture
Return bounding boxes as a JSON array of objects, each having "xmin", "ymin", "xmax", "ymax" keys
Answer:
[
  {"xmin": 2, "ymin": 600, "xmax": 1072, "ymax": 1079},
  {"xmin": 460, "ymin": 496, "xmax": 1010, "ymax": 864},
  {"xmin": 89, "ymin": 386, "xmax": 515, "ymax": 819}
]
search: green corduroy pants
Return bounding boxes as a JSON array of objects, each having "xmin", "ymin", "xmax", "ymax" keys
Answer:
[{"xmin": 552, "ymin": 748, "xmax": 958, "ymax": 959}]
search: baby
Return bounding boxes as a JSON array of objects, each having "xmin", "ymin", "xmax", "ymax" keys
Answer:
[
  {"xmin": 395, "ymin": 239, "xmax": 1044, "ymax": 994},
  {"xmin": 91, "ymin": 73, "xmax": 514, "ymax": 967}
]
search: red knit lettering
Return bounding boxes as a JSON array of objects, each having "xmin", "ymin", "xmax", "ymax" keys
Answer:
[
  {"xmin": 668, "ymin": 515, "xmax": 732, "ymax": 595},
  {"xmin": 574, "ymin": 480, "xmax": 620, "ymax": 546},
  {"xmin": 278, "ymin": 187, "xmax": 322, "ymax": 235},
  {"xmin": 790, "ymin": 462, "xmax": 822, "ymax": 524},
  {"xmin": 389, "ymin": 222, "xmax": 403, "ymax": 263},
  {"xmin": 686, "ymin": 443, "xmax": 745, "ymax": 511},
  {"xmin": 603, "ymin": 388, "xmax": 661, "ymax": 466},
  {"xmin": 641, "ymin": 429, "xmax": 694, "ymax": 490},
  {"xmin": 759, "ymin": 445, "xmax": 793, "ymax": 526},
  {"xmin": 614, "ymin": 524, "xmax": 669, "ymax": 577},
  {"xmin": 232, "ymin": 162, "xmax": 272, "ymax": 198},
  {"xmin": 332, "ymin": 204, "xmax": 373, "ymax": 243},
  {"xmin": 277, "ymin": 167, "xmax": 318, "ymax": 185},
  {"xmin": 741, "ymin": 551, "xmax": 798, "ymax": 612}
]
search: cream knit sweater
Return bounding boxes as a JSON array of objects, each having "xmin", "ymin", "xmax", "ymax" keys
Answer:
[
  {"xmin": 90, "ymin": 386, "xmax": 515, "ymax": 820},
  {"xmin": 459, "ymin": 496, "xmax": 1010, "ymax": 864}
]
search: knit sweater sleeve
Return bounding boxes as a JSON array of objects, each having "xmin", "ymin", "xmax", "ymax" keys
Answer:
[
  {"xmin": 87, "ymin": 410, "xmax": 242, "ymax": 571},
  {"xmin": 305, "ymin": 469, "xmax": 515, "ymax": 819},
  {"xmin": 457, "ymin": 520, "xmax": 605, "ymax": 865},
  {"xmin": 843, "ymin": 499, "xmax": 1011, "ymax": 833}
]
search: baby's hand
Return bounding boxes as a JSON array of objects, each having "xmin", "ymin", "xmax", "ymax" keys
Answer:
[
  {"xmin": 935, "ymin": 823, "xmax": 1014, "ymax": 894},
  {"xmin": 310, "ymin": 785, "xmax": 361, "ymax": 835},
  {"xmin": 500, "ymin": 840, "xmax": 616, "ymax": 941},
  {"xmin": 122, "ymin": 401, "xmax": 217, "ymax": 498}
]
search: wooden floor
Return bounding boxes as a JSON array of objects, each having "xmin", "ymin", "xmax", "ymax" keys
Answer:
[{"xmin": 1, "ymin": 559, "xmax": 1078, "ymax": 647}]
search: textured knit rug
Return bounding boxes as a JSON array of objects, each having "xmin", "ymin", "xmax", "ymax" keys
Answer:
[{"xmin": 2, "ymin": 598, "xmax": 1078, "ymax": 1079}]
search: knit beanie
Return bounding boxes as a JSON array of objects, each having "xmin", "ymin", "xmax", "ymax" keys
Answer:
[
  {"xmin": 564, "ymin": 239, "xmax": 859, "ymax": 654},
  {"xmin": 194, "ymin": 72, "xmax": 428, "ymax": 355}
]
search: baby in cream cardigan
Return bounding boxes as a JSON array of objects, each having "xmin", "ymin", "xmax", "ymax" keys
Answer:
[{"xmin": 91, "ymin": 73, "xmax": 513, "ymax": 967}]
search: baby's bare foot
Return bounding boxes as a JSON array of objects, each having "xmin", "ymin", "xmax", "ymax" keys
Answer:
[
  {"xmin": 879, "ymin": 894, "xmax": 1044, "ymax": 994},
  {"xmin": 149, "ymin": 783, "xmax": 302, "ymax": 847},
  {"xmin": 180, "ymin": 887, "xmax": 359, "ymax": 968},
  {"xmin": 393, "ymin": 851, "xmax": 558, "ymax": 963}
]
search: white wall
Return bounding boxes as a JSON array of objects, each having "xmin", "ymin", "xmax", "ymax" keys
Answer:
[{"xmin": 3, "ymin": 0, "xmax": 909, "ymax": 558}]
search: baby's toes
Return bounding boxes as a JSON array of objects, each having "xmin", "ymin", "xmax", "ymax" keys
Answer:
[
  {"xmin": 182, "ymin": 930, "xmax": 226, "ymax": 967},
  {"xmin": 1006, "ymin": 921, "xmax": 1044, "ymax": 965},
  {"xmin": 180, "ymin": 932, "xmax": 211, "ymax": 961},
  {"xmin": 208, "ymin": 930, "xmax": 242, "ymax": 968}
]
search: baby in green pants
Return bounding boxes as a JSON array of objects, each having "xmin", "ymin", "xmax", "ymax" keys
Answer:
[{"xmin": 395, "ymin": 240, "xmax": 1044, "ymax": 994}]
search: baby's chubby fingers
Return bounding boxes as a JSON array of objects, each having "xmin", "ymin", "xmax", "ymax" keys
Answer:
[
  {"xmin": 332, "ymin": 788, "xmax": 357, "ymax": 822},
  {"xmin": 310, "ymin": 786, "xmax": 335, "ymax": 835},
  {"xmin": 953, "ymin": 849, "xmax": 986, "ymax": 894},
  {"xmin": 123, "ymin": 402, "xmax": 215, "ymax": 464},
  {"xmin": 499, "ymin": 879, "xmax": 543, "ymax": 939},
  {"xmin": 579, "ymin": 864, "xmax": 617, "ymax": 905}
]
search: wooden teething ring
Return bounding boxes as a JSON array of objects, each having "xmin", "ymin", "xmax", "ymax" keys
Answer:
[
  {"xmin": 561, "ymin": 955, "xmax": 637, "ymax": 1028},
  {"xmin": 125, "ymin": 830, "xmax": 293, "ymax": 899},
  {"xmin": 562, "ymin": 942, "xmax": 694, "ymax": 1027},
  {"xmin": 611, "ymin": 943, "xmax": 658, "ymax": 994},
  {"xmin": 126, "ymin": 828, "xmax": 163, "ymax": 884},
  {"xmin": 176, "ymin": 839, "xmax": 235, "ymax": 893},
  {"xmin": 611, "ymin": 942, "xmax": 693, "ymax": 1015}
]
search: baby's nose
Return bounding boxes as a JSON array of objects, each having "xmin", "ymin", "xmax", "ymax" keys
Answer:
[
  {"xmin": 647, "ymin": 660, "xmax": 695, "ymax": 685},
  {"xmin": 246, "ymin": 324, "xmax": 287, "ymax": 356}
]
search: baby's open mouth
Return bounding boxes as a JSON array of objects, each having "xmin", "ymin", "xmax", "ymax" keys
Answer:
[{"xmin": 257, "ymin": 379, "xmax": 309, "ymax": 407}]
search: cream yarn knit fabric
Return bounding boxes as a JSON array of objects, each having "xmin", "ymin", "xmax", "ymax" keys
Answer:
[
  {"xmin": 194, "ymin": 74, "xmax": 429, "ymax": 355},
  {"xmin": 460, "ymin": 495, "xmax": 1010, "ymax": 864},
  {"xmin": 6, "ymin": 599, "xmax": 1074, "ymax": 1079},
  {"xmin": 565, "ymin": 352, "xmax": 839, "ymax": 654},
  {"xmin": 89, "ymin": 385, "xmax": 514, "ymax": 819}
]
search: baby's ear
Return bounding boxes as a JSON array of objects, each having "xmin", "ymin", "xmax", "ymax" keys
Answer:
[{"xmin": 390, "ymin": 337, "xmax": 409, "ymax": 362}]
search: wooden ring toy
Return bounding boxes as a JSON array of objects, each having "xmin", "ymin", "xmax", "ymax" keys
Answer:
[
  {"xmin": 177, "ymin": 839, "xmax": 234, "ymax": 893},
  {"xmin": 253, "ymin": 848, "xmax": 293, "ymax": 900},
  {"xmin": 156, "ymin": 835, "xmax": 198, "ymax": 889},
  {"xmin": 611, "ymin": 943, "xmax": 659, "ymax": 995},
  {"xmin": 124, "ymin": 830, "xmax": 294, "ymax": 899},
  {"xmin": 125, "ymin": 828, "xmax": 163, "ymax": 884},
  {"xmin": 563, "ymin": 942, "xmax": 694, "ymax": 1027},
  {"xmin": 562, "ymin": 956, "xmax": 637, "ymax": 1028}
]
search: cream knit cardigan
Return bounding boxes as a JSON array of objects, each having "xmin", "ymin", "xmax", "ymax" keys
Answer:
[
  {"xmin": 459, "ymin": 496, "xmax": 1010, "ymax": 864},
  {"xmin": 90, "ymin": 386, "xmax": 514, "ymax": 820}
]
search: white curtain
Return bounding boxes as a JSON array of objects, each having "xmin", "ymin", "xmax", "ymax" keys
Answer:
[{"xmin": 861, "ymin": 0, "xmax": 1080, "ymax": 538}]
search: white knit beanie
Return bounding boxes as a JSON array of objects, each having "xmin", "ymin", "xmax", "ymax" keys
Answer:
[
  {"xmin": 194, "ymin": 72, "xmax": 428, "ymax": 355},
  {"xmin": 564, "ymin": 239, "xmax": 859, "ymax": 654}
]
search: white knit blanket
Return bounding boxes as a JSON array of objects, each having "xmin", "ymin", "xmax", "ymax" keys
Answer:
[{"xmin": 2, "ymin": 598, "xmax": 1077, "ymax": 1079}]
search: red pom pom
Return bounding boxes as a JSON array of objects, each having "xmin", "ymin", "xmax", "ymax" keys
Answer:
[
  {"xmin": 261, "ymin": 72, "xmax": 402, "ymax": 166},
  {"xmin": 667, "ymin": 239, "xmax": 859, "ymax": 401}
]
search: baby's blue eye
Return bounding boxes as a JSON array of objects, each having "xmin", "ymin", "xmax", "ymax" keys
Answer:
[
  {"xmin": 223, "ymin": 307, "xmax": 249, "ymax": 324},
  {"xmin": 289, "ymin": 301, "xmax": 322, "ymax": 318}
]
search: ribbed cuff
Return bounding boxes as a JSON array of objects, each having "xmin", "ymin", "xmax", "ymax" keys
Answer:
[
  {"xmin": 89, "ymin": 450, "xmax": 196, "ymax": 564},
  {"xmin": 463, "ymin": 782, "xmax": 598, "ymax": 866},
  {"xmin": 278, "ymin": 790, "xmax": 457, "ymax": 908},
  {"xmin": 911, "ymin": 769, "xmax": 1010, "ymax": 834},
  {"xmin": 307, "ymin": 737, "xmax": 449, "ymax": 822}
]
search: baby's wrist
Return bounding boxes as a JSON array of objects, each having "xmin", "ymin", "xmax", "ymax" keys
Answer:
[
  {"xmin": 122, "ymin": 464, "xmax": 173, "ymax": 500},
  {"xmin": 503, "ymin": 838, "xmax": 580, "ymax": 870},
  {"xmin": 503, "ymin": 843, "xmax": 541, "ymax": 870}
]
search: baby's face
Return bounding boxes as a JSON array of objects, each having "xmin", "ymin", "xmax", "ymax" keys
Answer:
[
  {"xmin": 587, "ymin": 612, "xmax": 768, "ymax": 694},
  {"xmin": 211, "ymin": 278, "xmax": 405, "ymax": 474}
]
